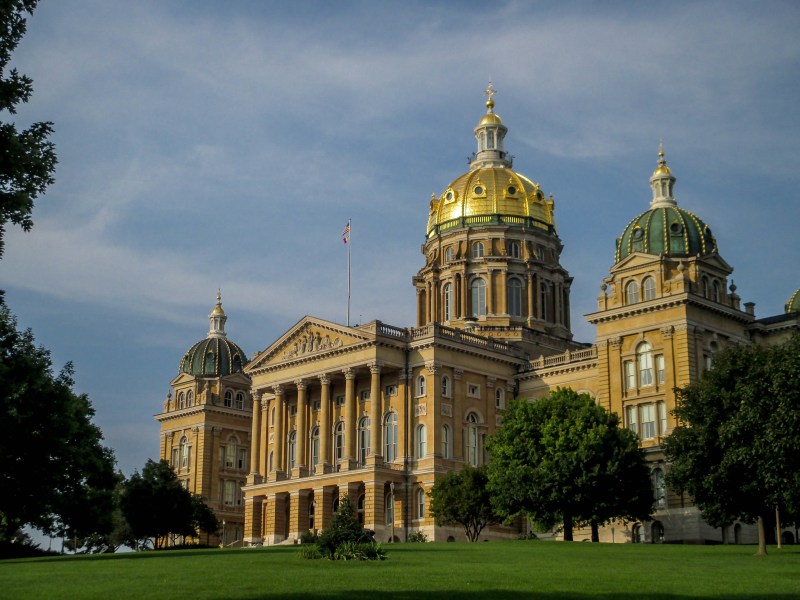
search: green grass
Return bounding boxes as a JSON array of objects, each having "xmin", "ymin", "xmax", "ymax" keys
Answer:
[{"xmin": 1, "ymin": 541, "xmax": 799, "ymax": 599}]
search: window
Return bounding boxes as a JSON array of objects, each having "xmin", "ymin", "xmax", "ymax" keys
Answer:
[
  {"xmin": 385, "ymin": 385, "xmax": 397, "ymax": 397},
  {"xmin": 334, "ymin": 422, "xmax": 344, "ymax": 464},
  {"xmin": 658, "ymin": 401, "xmax": 667, "ymax": 436},
  {"xmin": 626, "ymin": 280, "xmax": 640, "ymax": 304},
  {"xmin": 495, "ymin": 387, "xmax": 505, "ymax": 409},
  {"xmin": 466, "ymin": 413, "xmax": 480, "ymax": 467},
  {"xmin": 652, "ymin": 468, "xmax": 666, "ymax": 509},
  {"xmin": 441, "ymin": 375, "xmax": 450, "ymax": 397},
  {"xmin": 540, "ymin": 281, "xmax": 549, "ymax": 321},
  {"xmin": 641, "ymin": 404, "xmax": 655, "ymax": 439},
  {"xmin": 225, "ymin": 436, "xmax": 237, "ymax": 468},
  {"xmin": 442, "ymin": 424, "xmax": 451, "ymax": 459},
  {"xmin": 656, "ymin": 355, "xmax": 665, "ymax": 385},
  {"xmin": 270, "ymin": 406, "xmax": 275, "ymax": 426},
  {"xmin": 507, "ymin": 241, "xmax": 520, "ymax": 258},
  {"xmin": 642, "ymin": 277, "xmax": 656, "ymax": 301},
  {"xmin": 508, "ymin": 278, "xmax": 522, "ymax": 317},
  {"xmin": 702, "ymin": 277, "xmax": 710, "ymax": 299},
  {"xmin": 311, "ymin": 426, "xmax": 320, "ymax": 469},
  {"xmin": 467, "ymin": 384, "xmax": 480, "ymax": 398},
  {"xmin": 237, "ymin": 448, "xmax": 246, "ymax": 470},
  {"xmin": 288, "ymin": 431, "xmax": 297, "ymax": 469},
  {"xmin": 358, "ymin": 417, "xmax": 370, "ymax": 466},
  {"xmin": 712, "ymin": 280, "xmax": 720, "ymax": 302},
  {"xmin": 289, "ymin": 403, "xmax": 297, "ymax": 417},
  {"xmin": 224, "ymin": 390, "xmax": 233, "ymax": 408},
  {"xmin": 384, "ymin": 413, "xmax": 398, "ymax": 462},
  {"xmin": 309, "ymin": 500, "xmax": 316, "ymax": 531},
  {"xmin": 472, "ymin": 242, "xmax": 484, "ymax": 259},
  {"xmin": 445, "ymin": 247, "xmax": 454, "ymax": 262},
  {"xmin": 223, "ymin": 480, "xmax": 237, "ymax": 506},
  {"xmin": 626, "ymin": 405, "xmax": 638, "ymax": 435},
  {"xmin": 180, "ymin": 436, "xmax": 190, "ymax": 469},
  {"xmin": 186, "ymin": 391, "xmax": 193, "ymax": 407},
  {"xmin": 471, "ymin": 278, "xmax": 487, "ymax": 316},
  {"xmin": 443, "ymin": 283, "xmax": 452, "ymax": 321},
  {"xmin": 638, "ymin": 342, "xmax": 654, "ymax": 386},
  {"xmin": 335, "ymin": 395, "xmax": 345, "ymax": 407},
  {"xmin": 632, "ymin": 523, "xmax": 645, "ymax": 543},
  {"xmin": 268, "ymin": 451, "xmax": 273, "ymax": 472},
  {"xmin": 360, "ymin": 390, "xmax": 370, "ymax": 401},
  {"xmin": 416, "ymin": 424, "xmax": 426, "ymax": 458},
  {"xmin": 417, "ymin": 488, "xmax": 426, "ymax": 519},
  {"xmin": 652, "ymin": 521, "xmax": 665, "ymax": 543},
  {"xmin": 236, "ymin": 391, "xmax": 245, "ymax": 410},
  {"xmin": 204, "ymin": 352, "xmax": 215, "ymax": 373},
  {"xmin": 417, "ymin": 375, "xmax": 426, "ymax": 397},
  {"xmin": 171, "ymin": 447, "xmax": 179, "ymax": 468},
  {"xmin": 624, "ymin": 360, "xmax": 636, "ymax": 391},
  {"xmin": 178, "ymin": 392, "xmax": 185, "ymax": 409},
  {"xmin": 385, "ymin": 494, "xmax": 394, "ymax": 525},
  {"xmin": 706, "ymin": 341, "xmax": 719, "ymax": 371},
  {"xmin": 312, "ymin": 400, "xmax": 320, "ymax": 412}
]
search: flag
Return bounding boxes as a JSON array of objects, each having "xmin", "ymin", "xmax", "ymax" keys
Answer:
[{"xmin": 342, "ymin": 222, "xmax": 350, "ymax": 244}]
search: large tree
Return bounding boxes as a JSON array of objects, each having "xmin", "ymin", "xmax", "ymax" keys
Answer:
[
  {"xmin": 0, "ymin": 0, "xmax": 57, "ymax": 257},
  {"xmin": 0, "ymin": 300, "xmax": 117, "ymax": 542},
  {"xmin": 664, "ymin": 336, "xmax": 800, "ymax": 555},
  {"xmin": 429, "ymin": 465, "xmax": 499, "ymax": 542},
  {"xmin": 486, "ymin": 388, "xmax": 652, "ymax": 541}
]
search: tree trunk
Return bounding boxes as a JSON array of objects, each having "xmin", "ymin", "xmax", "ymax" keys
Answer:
[
  {"xmin": 755, "ymin": 516, "xmax": 768, "ymax": 556},
  {"xmin": 563, "ymin": 514, "xmax": 573, "ymax": 541},
  {"xmin": 591, "ymin": 520, "xmax": 599, "ymax": 542}
]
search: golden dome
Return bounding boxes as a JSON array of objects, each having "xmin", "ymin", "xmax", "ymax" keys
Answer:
[
  {"xmin": 653, "ymin": 163, "xmax": 672, "ymax": 176},
  {"xmin": 426, "ymin": 166, "xmax": 554, "ymax": 236},
  {"xmin": 211, "ymin": 290, "xmax": 225, "ymax": 315},
  {"xmin": 479, "ymin": 112, "xmax": 503, "ymax": 126}
]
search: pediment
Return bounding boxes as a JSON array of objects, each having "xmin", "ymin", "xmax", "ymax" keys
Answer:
[
  {"xmin": 609, "ymin": 252, "xmax": 661, "ymax": 273},
  {"xmin": 246, "ymin": 316, "xmax": 373, "ymax": 372},
  {"xmin": 170, "ymin": 372, "xmax": 196, "ymax": 386}
]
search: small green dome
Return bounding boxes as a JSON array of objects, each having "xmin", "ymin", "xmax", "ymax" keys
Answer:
[
  {"xmin": 786, "ymin": 289, "xmax": 800, "ymax": 313},
  {"xmin": 615, "ymin": 206, "xmax": 718, "ymax": 263},
  {"xmin": 180, "ymin": 337, "xmax": 247, "ymax": 376}
]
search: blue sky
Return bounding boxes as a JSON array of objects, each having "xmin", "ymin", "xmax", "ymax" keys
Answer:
[{"xmin": 3, "ymin": 0, "xmax": 800, "ymax": 477}]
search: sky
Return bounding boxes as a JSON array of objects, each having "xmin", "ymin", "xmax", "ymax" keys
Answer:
[{"xmin": 3, "ymin": 0, "xmax": 800, "ymax": 478}]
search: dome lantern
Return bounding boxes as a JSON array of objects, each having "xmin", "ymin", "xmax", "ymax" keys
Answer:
[
  {"xmin": 179, "ymin": 292, "xmax": 247, "ymax": 377},
  {"xmin": 471, "ymin": 82, "xmax": 512, "ymax": 170},
  {"xmin": 649, "ymin": 142, "xmax": 677, "ymax": 209},
  {"xmin": 209, "ymin": 289, "xmax": 227, "ymax": 338}
]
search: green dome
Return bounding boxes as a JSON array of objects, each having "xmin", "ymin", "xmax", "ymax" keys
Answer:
[
  {"xmin": 180, "ymin": 336, "xmax": 247, "ymax": 376},
  {"xmin": 786, "ymin": 289, "xmax": 800, "ymax": 313},
  {"xmin": 615, "ymin": 206, "xmax": 718, "ymax": 264}
]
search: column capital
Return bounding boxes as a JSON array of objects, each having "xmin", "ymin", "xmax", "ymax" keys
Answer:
[
  {"xmin": 273, "ymin": 384, "xmax": 284, "ymax": 396},
  {"xmin": 661, "ymin": 325, "xmax": 675, "ymax": 339},
  {"xmin": 343, "ymin": 368, "xmax": 355, "ymax": 380},
  {"xmin": 295, "ymin": 379, "xmax": 307, "ymax": 391},
  {"xmin": 609, "ymin": 337, "xmax": 622, "ymax": 349},
  {"xmin": 486, "ymin": 376, "xmax": 496, "ymax": 388},
  {"xmin": 260, "ymin": 397, "xmax": 270, "ymax": 410},
  {"xmin": 454, "ymin": 368, "xmax": 464, "ymax": 381},
  {"xmin": 252, "ymin": 388, "xmax": 263, "ymax": 401},
  {"xmin": 319, "ymin": 374, "xmax": 330, "ymax": 385},
  {"xmin": 368, "ymin": 361, "xmax": 383, "ymax": 374},
  {"xmin": 425, "ymin": 360, "xmax": 440, "ymax": 375}
]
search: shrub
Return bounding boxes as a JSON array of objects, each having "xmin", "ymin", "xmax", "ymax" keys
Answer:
[
  {"xmin": 298, "ymin": 545, "xmax": 323, "ymax": 559},
  {"xmin": 407, "ymin": 531, "xmax": 428, "ymax": 543},
  {"xmin": 333, "ymin": 541, "xmax": 386, "ymax": 561},
  {"xmin": 298, "ymin": 530, "xmax": 318, "ymax": 545},
  {"xmin": 302, "ymin": 495, "xmax": 384, "ymax": 561}
]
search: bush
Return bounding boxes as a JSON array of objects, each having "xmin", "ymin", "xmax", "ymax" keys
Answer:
[
  {"xmin": 301, "ymin": 495, "xmax": 384, "ymax": 561},
  {"xmin": 407, "ymin": 531, "xmax": 428, "ymax": 543},
  {"xmin": 333, "ymin": 541, "xmax": 386, "ymax": 561},
  {"xmin": 298, "ymin": 530, "xmax": 318, "ymax": 545},
  {"xmin": 298, "ymin": 544, "xmax": 323, "ymax": 559}
]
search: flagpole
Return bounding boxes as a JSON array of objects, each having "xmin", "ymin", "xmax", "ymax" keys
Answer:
[{"xmin": 347, "ymin": 218, "xmax": 351, "ymax": 327}]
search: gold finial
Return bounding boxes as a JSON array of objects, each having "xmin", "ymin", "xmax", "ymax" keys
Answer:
[
  {"xmin": 658, "ymin": 138, "xmax": 664, "ymax": 159},
  {"xmin": 212, "ymin": 289, "xmax": 225, "ymax": 315},
  {"xmin": 484, "ymin": 81, "xmax": 496, "ymax": 112}
]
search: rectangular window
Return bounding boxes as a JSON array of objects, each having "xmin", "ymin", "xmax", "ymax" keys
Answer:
[
  {"xmin": 238, "ymin": 448, "xmax": 247, "ymax": 470},
  {"xmin": 385, "ymin": 385, "xmax": 397, "ymax": 397},
  {"xmin": 656, "ymin": 355, "xmax": 666, "ymax": 385},
  {"xmin": 641, "ymin": 404, "xmax": 656, "ymax": 439},
  {"xmin": 626, "ymin": 405, "xmax": 638, "ymax": 435},
  {"xmin": 335, "ymin": 395, "xmax": 345, "ymax": 407},
  {"xmin": 312, "ymin": 400, "xmax": 320, "ymax": 412},
  {"xmin": 172, "ymin": 448, "xmax": 179, "ymax": 468},
  {"xmin": 658, "ymin": 401, "xmax": 668, "ymax": 436},
  {"xmin": 360, "ymin": 390, "xmax": 370, "ymax": 401},
  {"xmin": 467, "ymin": 384, "xmax": 480, "ymax": 398},
  {"xmin": 624, "ymin": 360, "xmax": 636, "ymax": 391},
  {"xmin": 224, "ymin": 480, "xmax": 236, "ymax": 505},
  {"xmin": 289, "ymin": 403, "xmax": 297, "ymax": 416}
]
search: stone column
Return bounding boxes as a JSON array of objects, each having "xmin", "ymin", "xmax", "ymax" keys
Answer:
[
  {"xmin": 499, "ymin": 270, "xmax": 507, "ymax": 315},
  {"xmin": 243, "ymin": 495, "xmax": 264, "ymax": 546},
  {"xmin": 295, "ymin": 380, "xmax": 308, "ymax": 474},
  {"xmin": 368, "ymin": 362, "xmax": 382, "ymax": 462},
  {"xmin": 486, "ymin": 269, "xmax": 495, "ymax": 315},
  {"xmin": 259, "ymin": 396, "xmax": 269, "ymax": 479},
  {"xmin": 273, "ymin": 385, "xmax": 285, "ymax": 477},
  {"xmin": 343, "ymin": 368, "xmax": 356, "ymax": 468},
  {"xmin": 318, "ymin": 374, "xmax": 331, "ymax": 473},
  {"xmin": 527, "ymin": 273, "xmax": 535, "ymax": 324},
  {"xmin": 453, "ymin": 369, "xmax": 464, "ymax": 459},
  {"xmin": 460, "ymin": 272, "xmax": 468, "ymax": 318},
  {"xmin": 249, "ymin": 390, "xmax": 262, "ymax": 476},
  {"xmin": 364, "ymin": 480, "xmax": 383, "ymax": 533}
]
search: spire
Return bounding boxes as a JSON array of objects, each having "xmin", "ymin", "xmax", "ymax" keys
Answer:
[
  {"xmin": 208, "ymin": 290, "xmax": 227, "ymax": 338},
  {"xmin": 649, "ymin": 142, "xmax": 677, "ymax": 208},
  {"xmin": 471, "ymin": 82, "xmax": 512, "ymax": 170}
]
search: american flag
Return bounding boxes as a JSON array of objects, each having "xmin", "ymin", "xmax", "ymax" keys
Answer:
[{"xmin": 342, "ymin": 222, "xmax": 350, "ymax": 244}]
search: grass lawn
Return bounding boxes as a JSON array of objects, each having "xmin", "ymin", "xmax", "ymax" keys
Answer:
[{"xmin": 1, "ymin": 541, "xmax": 799, "ymax": 599}]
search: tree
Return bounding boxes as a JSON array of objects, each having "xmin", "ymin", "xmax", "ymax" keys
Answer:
[
  {"xmin": 486, "ymin": 388, "xmax": 652, "ymax": 541},
  {"xmin": 0, "ymin": 300, "xmax": 117, "ymax": 542},
  {"xmin": 429, "ymin": 465, "xmax": 499, "ymax": 542},
  {"xmin": 0, "ymin": 0, "xmax": 57, "ymax": 257},
  {"xmin": 664, "ymin": 337, "xmax": 800, "ymax": 556},
  {"xmin": 119, "ymin": 459, "xmax": 219, "ymax": 549},
  {"xmin": 316, "ymin": 495, "xmax": 370, "ymax": 558}
]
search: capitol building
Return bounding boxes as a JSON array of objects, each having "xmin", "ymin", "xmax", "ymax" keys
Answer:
[{"xmin": 155, "ymin": 88, "xmax": 800, "ymax": 546}]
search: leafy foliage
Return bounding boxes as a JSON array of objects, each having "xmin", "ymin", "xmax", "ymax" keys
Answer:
[
  {"xmin": 0, "ymin": 300, "xmax": 117, "ymax": 542},
  {"xmin": 308, "ymin": 495, "xmax": 380, "ymax": 560},
  {"xmin": 429, "ymin": 465, "xmax": 499, "ymax": 542},
  {"xmin": 664, "ymin": 336, "xmax": 800, "ymax": 555},
  {"xmin": 0, "ymin": 0, "xmax": 57, "ymax": 257},
  {"xmin": 486, "ymin": 388, "xmax": 652, "ymax": 541},
  {"xmin": 406, "ymin": 530, "xmax": 428, "ymax": 543}
]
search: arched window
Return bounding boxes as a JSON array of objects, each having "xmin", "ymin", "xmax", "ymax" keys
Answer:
[
  {"xmin": 310, "ymin": 426, "xmax": 320, "ymax": 469},
  {"xmin": 472, "ymin": 242, "xmax": 484, "ymax": 259},
  {"xmin": 417, "ymin": 488, "xmax": 426, "ymax": 519},
  {"xmin": 466, "ymin": 413, "xmax": 480, "ymax": 467},
  {"xmin": 632, "ymin": 523, "xmax": 644, "ymax": 543},
  {"xmin": 702, "ymin": 277, "xmax": 710, "ymax": 299},
  {"xmin": 334, "ymin": 421, "xmax": 345, "ymax": 464},
  {"xmin": 471, "ymin": 278, "xmax": 487, "ymax": 317},
  {"xmin": 225, "ymin": 435, "xmax": 237, "ymax": 468},
  {"xmin": 357, "ymin": 494, "xmax": 365, "ymax": 526},
  {"xmin": 268, "ymin": 451, "xmax": 273, "ymax": 472},
  {"xmin": 224, "ymin": 390, "xmax": 233, "ymax": 408},
  {"xmin": 288, "ymin": 430, "xmax": 297, "ymax": 469},
  {"xmin": 358, "ymin": 417, "xmax": 370, "ymax": 466},
  {"xmin": 384, "ymin": 413, "xmax": 398, "ymax": 462},
  {"xmin": 308, "ymin": 500, "xmax": 316, "ymax": 531},
  {"xmin": 232, "ymin": 354, "xmax": 242, "ymax": 373},
  {"xmin": 626, "ymin": 280, "xmax": 640, "ymax": 304},
  {"xmin": 417, "ymin": 375, "xmax": 426, "ymax": 397},
  {"xmin": 270, "ymin": 406, "xmax": 275, "ymax": 426},
  {"xmin": 180, "ymin": 435, "xmax": 189, "ymax": 469},
  {"xmin": 507, "ymin": 241, "xmax": 520, "ymax": 258},
  {"xmin": 712, "ymin": 280, "xmax": 721, "ymax": 302},
  {"xmin": 445, "ymin": 247, "xmax": 454, "ymax": 262},
  {"xmin": 442, "ymin": 424, "xmax": 451, "ymax": 459},
  {"xmin": 495, "ymin": 387, "xmax": 505, "ymax": 409},
  {"xmin": 236, "ymin": 391, "xmax": 245, "ymax": 410},
  {"xmin": 443, "ymin": 283, "xmax": 452, "ymax": 321},
  {"xmin": 642, "ymin": 276, "xmax": 656, "ymax": 301},
  {"xmin": 385, "ymin": 493, "xmax": 394, "ymax": 525},
  {"xmin": 637, "ymin": 342, "xmax": 653, "ymax": 386},
  {"xmin": 186, "ymin": 391, "xmax": 193, "ymax": 407},
  {"xmin": 540, "ymin": 281, "xmax": 549, "ymax": 321},
  {"xmin": 178, "ymin": 391, "xmax": 185, "ymax": 409},
  {"xmin": 507, "ymin": 278, "xmax": 522, "ymax": 317},
  {"xmin": 652, "ymin": 468, "xmax": 666, "ymax": 509},
  {"xmin": 416, "ymin": 424, "xmax": 426, "ymax": 458},
  {"xmin": 441, "ymin": 375, "xmax": 450, "ymax": 397}
]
